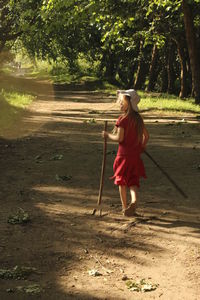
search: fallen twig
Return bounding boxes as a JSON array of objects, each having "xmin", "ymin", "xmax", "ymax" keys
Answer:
[
  {"xmin": 90, "ymin": 255, "xmax": 113, "ymax": 274},
  {"xmin": 124, "ymin": 216, "xmax": 158, "ymax": 233}
]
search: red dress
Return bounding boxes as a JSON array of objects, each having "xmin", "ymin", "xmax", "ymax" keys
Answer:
[{"xmin": 111, "ymin": 116, "xmax": 146, "ymax": 188}]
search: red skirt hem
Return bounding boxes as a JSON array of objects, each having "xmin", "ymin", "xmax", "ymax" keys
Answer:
[
  {"xmin": 110, "ymin": 174, "xmax": 146, "ymax": 188},
  {"xmin": 111, "ymin": 155, "xmax": 146, "ymax": 188}
]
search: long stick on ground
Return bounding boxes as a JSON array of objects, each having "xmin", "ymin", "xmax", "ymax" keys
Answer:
[
  {"xmin": 144, "ymin": 150, "xmax": 188, "ymax": 199},
  {"xmin": 92, "ymin": 120, "xmax": 108, "ymax": 216}
]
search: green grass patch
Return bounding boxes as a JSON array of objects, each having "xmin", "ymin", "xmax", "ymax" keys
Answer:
[
  {"xmin": 107, "ymin": 90, "xmax": 200, "ymax": 114},
  {"xmin": 0, "ymin": 66, "xmax": 15, "ymax": 75},
  {"xmin": 0, "ymin": 89, "xmax": 35, "ymax": 134},
  {"xmin": 137, "ymin": 91, "xmax": 200, "ymax": 114},
  {"xmin": 1, "ymin": 89, "xmax": 34, "ymax": 108}
]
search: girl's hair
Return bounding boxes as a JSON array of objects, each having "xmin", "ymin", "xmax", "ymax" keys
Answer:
[{"xmin": 121, "ymin": 94, "xmax": 144, "ymax": 145}]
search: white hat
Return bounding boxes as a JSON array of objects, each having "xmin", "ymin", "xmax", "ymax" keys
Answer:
[{"xmin": 117, "ymin": 89, "xmax": 140, "ymax": 112}]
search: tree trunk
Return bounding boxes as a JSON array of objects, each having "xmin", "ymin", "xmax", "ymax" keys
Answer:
[
  {"xmin": 167, "ymin": 41, "xmax": 176, "ymax": 94},
  {"xmin": 118, "ymin": 67, "xmax": 128, "ymax": 86},
  {"xmin": 182, "ymin": 0, "xmax": 200, "ymax": 103},
  {"xmin": 147, "ymin": 44, "xmax": 158, "ymax": 91},
  {"xmin": 0, "ymin": 41, "xmax": 5, "ymax": 53},
  {"xmin": 134, "ymin": 41, "xmax": 148, "ymax": 89},
  {"xmin": 174, "ymin": 38, "xmax": 188, "ymax": 98},
  {"xmin": 104, "ymin": 52, "xmax": 117, "ymax": 83},
  {"xmin": 160, "ymin": 65, "xmax": 168, "ymax": 93},
  {"xmin": 127, "ymin": 65, "xmax": 136, "ymax": 88},
  {"xmin": 99, "ymin": 50, "xmax": 116, "ymax": 82},
  {"xmin": 134, "ymin": 61, "xmax": 148, "ymax": 89}
]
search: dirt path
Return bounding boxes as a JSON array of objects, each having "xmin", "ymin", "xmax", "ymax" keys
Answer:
[{"xmin": 0, "ymin": 75, "xmax": 200, "ymax": 299}]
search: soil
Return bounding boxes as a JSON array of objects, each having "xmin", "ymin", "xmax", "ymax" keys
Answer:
[{"xmin": 0, "ymin": 73, "xmax": 200, "ymax": 300}]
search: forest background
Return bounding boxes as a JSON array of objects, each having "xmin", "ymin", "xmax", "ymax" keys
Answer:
[
  {"xmin": 1, "ymin": 1, "xmax": 200, "ymax": 299},
  {"xmin": 1, "ymin": 0, "xmax": 200, "ymax": 105}
]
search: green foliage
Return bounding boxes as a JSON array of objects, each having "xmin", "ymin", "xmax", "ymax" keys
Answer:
[
  {"xmin": 1, "ymin": 0, "xmax": 200, "ymax": 100},
  {"xmin": 0, "ymin": 49, "xmax": 15, "ymax": 65},
  {"xmin": 0, "ymin": 266, "xmax": 36, "ymax": 279},
  {"xmin": 16, "ymin": 284, "xmax": 42, "ymax": 295},
  {"xmin": 126, "ymin": 278, "xmax": 158, "ymax": 292},
  {"xmin": 7, "ymin": 208, "xmax": 30, "ymax": 225},
  {"xmin": 0, "ymin": 0, "xmax": 44, "ymax": 54}
]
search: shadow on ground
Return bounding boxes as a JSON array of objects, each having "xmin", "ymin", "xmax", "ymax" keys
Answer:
[
  {"xmin": 0, "ymin": 74, "xmax": 200, "ymax": 299},
  {"xmin": 0, "ymin": 114, "xmax": 200, "ymax": 299}
]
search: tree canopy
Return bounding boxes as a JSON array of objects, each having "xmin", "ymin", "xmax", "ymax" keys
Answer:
[{"xmin": 1, "ymin": 0, "xmax": 200, "ymax": 102}]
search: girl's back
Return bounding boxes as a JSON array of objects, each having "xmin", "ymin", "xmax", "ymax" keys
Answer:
[{"xmin": 116, "ymin": 115, "xmax": 143, "ymax": 156}]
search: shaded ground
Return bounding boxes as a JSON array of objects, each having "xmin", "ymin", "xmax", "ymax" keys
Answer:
[{"xmin": 0, "ymin": 74, "xmax": 200, "ymax": 300}]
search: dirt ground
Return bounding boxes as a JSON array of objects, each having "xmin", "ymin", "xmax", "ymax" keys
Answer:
[{"xmin": 0, "ymin": 74, "xmax": 200, "ymax": 300}]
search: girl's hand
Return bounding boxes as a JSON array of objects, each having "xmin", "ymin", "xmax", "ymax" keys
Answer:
[{"xmin": 102, "ymin": 131, "xmax": 108, "ymax": 139}]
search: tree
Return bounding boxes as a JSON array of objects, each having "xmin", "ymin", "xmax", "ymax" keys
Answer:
[
  {"xmin": 174, "ymin": 36, "xmax": 190, "ymax": 97},
  {"xmin": 182, "ymin": 0, "xmax": 200, "ymax": 103},
  {"xmin": 0, "ymin": 0, "xmax": 44, "ymax": 59},
  {"xmin": 147, "ymin": 44, "xmax": 160, "ymax": 91},
  {"xmin": 134, "ymin": 40, "xmax": 149, "ymax": 89},
  {"xmin": 0, "ymin": 0, "xmax": 22, "ymax": 53},
  {"xmin": 1, "ymin": 0, "xmax": 200, "ymax": 103}
]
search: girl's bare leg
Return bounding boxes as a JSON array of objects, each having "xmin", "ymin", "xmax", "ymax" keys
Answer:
[
  {"xmin": 130, "ymin": 185, "xmax": 138, "ymax": 204},
  {"xmin": 124, "ymin": 186, "xmax": 138, "ymax": 216},
  {"xmin": 119, "ymin": 185, "xmax": 127, "ymax": 210}
]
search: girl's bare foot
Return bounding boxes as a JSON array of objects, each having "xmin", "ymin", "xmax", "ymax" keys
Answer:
[{"xmin": 124, "ymin": 202, "xmax": 137, "ymax": 217}]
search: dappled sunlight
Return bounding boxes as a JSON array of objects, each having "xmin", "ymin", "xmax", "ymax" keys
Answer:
[
  {"xmin": 148, "ymin": 136, "xmax": 198, "ymax": 148},
  {"xmin": 31, "ymin": 182, "xmax": 200, "ymax": 260},
  {"xmin": 1, "ymin": 75, "xmax": 200, "ymax": 299},
  {"xmin": 146, "ymin": 223, "xmax": 200, "ymax": 244},
  {"xmin": 31, "ymin": 184, "xmax": 170, "ymax": 252},
  {"xmin": 33, "ymin": 185, "xmax": 98, "ymax": 214}
]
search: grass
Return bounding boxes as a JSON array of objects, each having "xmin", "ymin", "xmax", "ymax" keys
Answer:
[
  {"xmin": 137, "ymin": 91, "xmax": 200, "ymax": 114},
  {"xmin": 1, "ymin": 56, "xmax": 200, "ymax": 115},
  {"xmin": 108, "ymin": 90, "xmax": 200, "ymax": 114},
  {"xmin": 1, "ymin": 89, "xmax": 34, "ymax": 108},
  {"xmin": 0, "ymin": 89, "xmax": 35, "ymax": 134}
]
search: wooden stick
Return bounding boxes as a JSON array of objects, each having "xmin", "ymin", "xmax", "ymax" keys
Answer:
[
  {"xmin": 144, "ymin": 150, "xmax": 188, "ymax": 199},
  {"xmin": 92, "ymin": 121, "xmax": 108, "ymax": 216}
]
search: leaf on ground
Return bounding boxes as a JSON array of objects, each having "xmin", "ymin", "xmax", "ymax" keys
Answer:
[
  {"xmin": 122, "ymin": 274, "xmax": 128, "ymax": 281},
  {"xmin": 88, "ymin": 269, "xmax": 102, "ymax": 277},
  {"xmin": 126, "ymin": 279, "xmax": 158, "ymax": 293},
  {"xmin": 141, "ymin": 283, "xmax": 158, "ymax": 292},
  {"xmin": 0, "ymin": 266, "xmax": 36, "ymax": 280},
  {"xmin": 55, "ymin": 174, "xmax": 72, "ymax": 181},
  {"xmin": 6, "ymin": 288, "xmax": 14, "ymax": 293},
  {"xmin": 181, "ymin": 118, "xmax": 187, "ymax": 123},
  {"xmin": 17, "ymin": 284, "xmax": 42, "ymax": 294},
  {"xmin": 7, "ymin": 209, "xmax": 30, "ymax": 225},
  {"xmin": 34, "ymin": 154, "xmax": 43, "ymax": 163},
  {"xmin": 50, "ymin": 154, "xmax": 63, "ymax": 161},
  {"xmin": 126, "ymin": 280, "xmax": 140, "ymax": 291},
  {"xmin": 89, "ymin": 110, "xmax": 98, "ymax": 114},
  {"xmin": 86, "ymin": 118, "xmax": 96, "ymax": 124},
  {"xmin": 34, "ymin": 155, "xmax": 42, "ymax": 160}
]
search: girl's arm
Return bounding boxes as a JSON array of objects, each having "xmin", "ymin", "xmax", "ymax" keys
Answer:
[
  {"xmin": 141, "ymin": 126, "xmax": 149, "ymax": 151},
  {"xmin": 102, "ymin": 126, "xmax": 124, "ymax": 143}
]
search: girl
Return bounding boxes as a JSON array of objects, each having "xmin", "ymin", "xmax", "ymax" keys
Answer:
[{"xmin": 102, "ymin": 89, "xmax": 149, "ymax": 217}]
